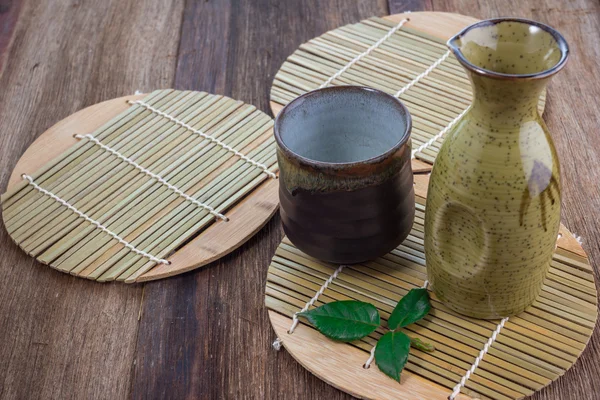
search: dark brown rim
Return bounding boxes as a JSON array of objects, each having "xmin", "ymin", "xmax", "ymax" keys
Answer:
[
  {"xmin": 447, "ymin": 17, "xmax": 569, "ymax": 80},
  {"xmin": 274, "ymin": 86, "xmax": 412, "ymax": 170}
]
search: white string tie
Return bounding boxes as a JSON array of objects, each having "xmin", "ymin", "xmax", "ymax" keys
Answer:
[
  {"xmin": 75, "ymin": 134, "xmax": 228, "ymax": 221},
  {"xmin": 556, "ymin": 232, "xmax": 584, "ymax": 248},
  {"xmin": 555, "ymin": 233, "xmax": 562, "ymax": 250},
  {"xmin": 22, "ymin": 174, "xmax": 170, "ymax": 265},
  {"xmin": 411, "ymin": 107, "xmax": 469, "ymax": 159},
  {"xmin": 319, "ymin": 19, "xmax": 456, "ymax": 158},
  {"xmin": 127, "ymin": 100, "xmax": 277, "ymax": 179},
  {"xmin": 448, "ymin": 317, "xmax": 508, "ymax": 400},
  {"xmin": 272, "ymin": 264, "xmax": 346, "ymax": 350},
  {"xmin": 320, "ymin": 18, "xmax": 409, "ymax": 88},
  {"xmin": 391, "ymin": 48, "xmax": 463, "ymax": 159},
  {"xmin": 363, "ymin": 344, "xmax": 377, "ymax": 369},
  {"xmin": 394, "ymin": 50, "xmax": 451, "ymax": 97},
  {"xmin": 272, "ymin": 337, "xmax": 283, "ymax": 351},
  {"xmin": 289, "ymin": 264, "xmax": 346, "ymax": 334},
  {"xmin": 363, "ymin": 280, "xmax": 429, "ymax": 368}
]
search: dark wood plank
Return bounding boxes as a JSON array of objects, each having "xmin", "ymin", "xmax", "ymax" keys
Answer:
[
  {"xmin": 130, "ymin": 1, "xmax": 388, "ymax": 399},
  {"xmin": 174, "ymin": 0, "xmax": 232, "ymax": 94},
  {"xmin": 0, "ymin": 0, "xmax": 22, "ymax": 75},
  {"xmin": 389, "ymin": 2, "xmax": 600, "ymax": 400},
  {"xmin": 0, "ymin": 0, "xmax": 184, "ymax": 398},
  {"xmin": 388, "ymin": 0, "xmax": 432, "ymax": 13}
]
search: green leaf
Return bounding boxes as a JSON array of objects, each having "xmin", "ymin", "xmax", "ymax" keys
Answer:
[
  {"xmin": 410, "ymin": 337, "xmax": 435, "ymax": 352},
  {"xmin": 388, "ymin": 288, "xmax": 431, "ymax": 330},
  {"xmin": 375, "ymin": 331, "xmax": 411, "ymax": 381},
  {"xmin": 298, "ymin": 300, "xmax": 380, "ymax": 342}
]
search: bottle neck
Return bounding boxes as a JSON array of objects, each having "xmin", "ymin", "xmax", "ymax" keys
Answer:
[{"xmin": 468, "ymin": 74, "xmax": 549, "ymax": 127}]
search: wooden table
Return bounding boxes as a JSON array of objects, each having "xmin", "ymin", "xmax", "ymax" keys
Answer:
[{"xmin": 0, "ymin": 1, "xmax": 598, "ymax": 399}]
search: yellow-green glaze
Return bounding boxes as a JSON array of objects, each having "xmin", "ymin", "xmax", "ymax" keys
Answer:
[{"xmin": 425, "ymin": 19, "xmax": 569, "ymax": 318}]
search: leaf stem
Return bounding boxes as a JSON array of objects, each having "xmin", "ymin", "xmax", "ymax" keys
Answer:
[{"xmin": 410, "ymin": 336, "xmax": 435, "ymax": 352}]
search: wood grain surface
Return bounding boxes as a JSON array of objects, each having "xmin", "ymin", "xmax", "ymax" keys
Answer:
[{"xmin": 0, "ymin": 1, "xmax": 598, "ymax": 400}]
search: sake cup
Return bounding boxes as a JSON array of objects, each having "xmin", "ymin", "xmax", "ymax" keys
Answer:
[{"xmin": 274, "ymin": 86, "xmax": 414, "ymax": 264}]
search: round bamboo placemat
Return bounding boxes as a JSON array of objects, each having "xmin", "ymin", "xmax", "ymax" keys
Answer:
[
  {"xmin": 269, "ymin": 11, "xmax": 546, "ymax": 173},
  {"xmin": 266, "ymin": 12, "xmax": 596, "ymax": 400},
  {"xmin": 1, "ymin": 89, "xmax": 279, "ymax": 283},
  {"xmin": 266, "ymin": 175, "xmax": 597, "ymax": 400}
]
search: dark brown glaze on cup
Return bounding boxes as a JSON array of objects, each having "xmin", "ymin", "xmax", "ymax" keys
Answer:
[{"xmin": 274, "ymin": 86, "xmax": 414, "ymax": 264}]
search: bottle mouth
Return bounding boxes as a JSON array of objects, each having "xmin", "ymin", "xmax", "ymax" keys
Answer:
[{"xmin": 448, "ymin": 18, "xmax": 569, "ymax": 80}]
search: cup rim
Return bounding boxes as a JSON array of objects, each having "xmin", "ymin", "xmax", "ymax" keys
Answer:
[
  {"xmin": 274, "ymin": 85, "xmax": 412, "ymax": 169},
  {"xmin": 447, "ymin": 17, "xmax": 569, "ymax": 80}
]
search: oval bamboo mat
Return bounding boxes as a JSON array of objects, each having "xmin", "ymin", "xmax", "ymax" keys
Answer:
[
  {"xmin": 266, "ymin": 175, "xmax": 597, "ymax": 400},
  {"xmin": 1, "ymin": 89, "xmax": 279, "ymax": 283},
  {"xmin": 269, "ymin": 11, "xmax": 546, "ymax": 172}
]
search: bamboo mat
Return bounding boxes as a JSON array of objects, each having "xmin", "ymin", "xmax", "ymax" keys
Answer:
[
  {"xmin": 266, "ymin": 190, "xmax": 597, "ymax": 400},
  {"xmin": 1, "ymin": 89, "xmax": 279, "ymax": 282},
  {"xmin": 269, "ymin": 13, "xmax": 545, "ymax": 166}
]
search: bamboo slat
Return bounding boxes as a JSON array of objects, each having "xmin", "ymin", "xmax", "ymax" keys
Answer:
[{"xmin": 1, "ymin": 90, "xmax": 279, "ymax": 282}]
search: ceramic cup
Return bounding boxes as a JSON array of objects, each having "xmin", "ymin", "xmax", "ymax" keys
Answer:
[{"xmin": 274, "ymin": 86, "xmax": 414, "ymax": 264}]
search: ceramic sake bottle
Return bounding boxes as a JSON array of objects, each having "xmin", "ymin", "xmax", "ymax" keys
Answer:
[{"xmin": 424, "ymin": 18, "xmax": 569, "ymax": 319}]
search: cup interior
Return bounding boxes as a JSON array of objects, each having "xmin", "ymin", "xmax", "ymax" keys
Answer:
[{"xmin": 275, "ymin": 86, "xmax": 410, "ymax": 164}]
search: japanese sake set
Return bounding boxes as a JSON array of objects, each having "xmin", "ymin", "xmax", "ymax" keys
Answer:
[{"xmin": 1, "ymin": 11, "xmax": 596, "ymax": 400}]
